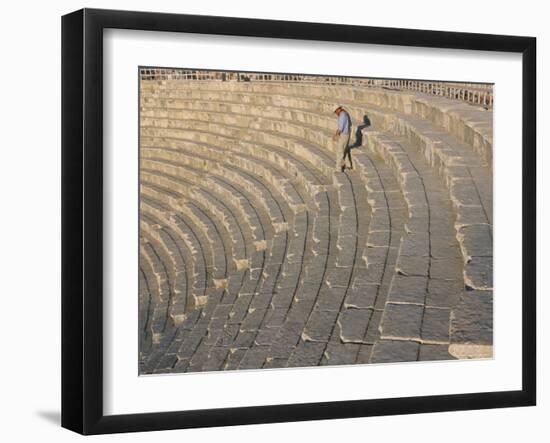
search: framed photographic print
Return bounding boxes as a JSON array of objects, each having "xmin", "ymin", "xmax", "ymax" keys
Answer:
[{"xmin": 61, "ymin": 8, "xmax": 536, "ymax": 435}]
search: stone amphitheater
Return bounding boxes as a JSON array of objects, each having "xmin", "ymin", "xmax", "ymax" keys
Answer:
[{"xmin": 138, "ymin": 71, "xmax": 493, "ymax": 375}]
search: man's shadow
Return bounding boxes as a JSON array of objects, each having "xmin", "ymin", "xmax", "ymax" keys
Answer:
[{"xmin": 350, "ymin": 115, "xmax": 371, "ymax": 149}]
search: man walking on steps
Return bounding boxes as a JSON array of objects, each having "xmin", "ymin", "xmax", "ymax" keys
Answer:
[{"xmin": 333, "ymin": 106, "xmax": 353, "ymax": 172}]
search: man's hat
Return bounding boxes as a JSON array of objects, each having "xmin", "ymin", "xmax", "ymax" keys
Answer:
[{"xmin": 334, "ymin": 106, "xmax": 343, "ymax": 113}]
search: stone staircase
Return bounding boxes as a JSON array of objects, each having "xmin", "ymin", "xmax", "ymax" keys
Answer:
[{"xmin": 138, "ymin": 80, "xmax": 493, "ymax": 374}]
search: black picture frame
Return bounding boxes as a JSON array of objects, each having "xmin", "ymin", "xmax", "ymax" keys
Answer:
[{"xmin": 61, "ymin": 8, "xmax": 536, "ymax": 435}]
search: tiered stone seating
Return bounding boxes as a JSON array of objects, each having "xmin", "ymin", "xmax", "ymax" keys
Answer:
[
  {"xmin": 139, "ymin": 237, "xmax": 174, "ymax": 352},
  {"xmin": 141, "ymin": 81, "xmax": 491, "ymax": 163},
  {"xmin": 139, "ymin": 78, "xmax": 493, "ymax": 372},
  {"xmin": 140, "ymin": 213, "xmax": 188, "ymax": 322}
]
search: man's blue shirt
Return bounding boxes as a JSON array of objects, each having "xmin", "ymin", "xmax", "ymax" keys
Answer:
[{"xmin": 338, "ymin": 111, "xmax": 351, "ymax": 134}]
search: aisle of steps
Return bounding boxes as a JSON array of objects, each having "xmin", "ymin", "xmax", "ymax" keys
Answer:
[
  {"xmin": 364, "ymin": 130, "xmax": 492, "ymax": 359},
  {"xmin": 362, "ymin": 133, "xmax": 464, "ymax": 361},
  {"xmin": 139, "ymin": 79, "xmax": 493, "ymax": 372}
]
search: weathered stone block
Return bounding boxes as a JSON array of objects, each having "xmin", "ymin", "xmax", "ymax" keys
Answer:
[
  {"xmin": 344, "ymin": 286, "xmax": 378, "ymax": 309},
  {"xmin": 370, "ymin": 340, "xmax": 419, "ymax": 363},
  {"xmin": 418, "ymin": 344, "xmax": 456, "ymax": 361},
  {"xmin": 380, "ymin": 303, "xmax": 424, "ymax": 340},
  {"xmin": 314, "ymin": 286, "xmax": 347, "ymax": 311},
  {"xmin": 459, "ymin": 224, "xmax": 493, "ymax": 258},
  {"xmin": 323, "ymin": 342, "xmax": 361, "ymax": 366},
  {"xmin": 240, "ymin": 308, "xmax": 267, "ymax": 331},
  {"xmin": 403, "ymin": 191, "xmax": 428, "ymax": 209},
  {"xmin": 287, "ymin": 341, "xmax": 326, "ymax": 368},
  {"xmin": 238, "ymin": 346, "xmax": 270, "ymax": 369},
  {"xmin": 356, "ymin": 344, "xmax": 373, "ymax": 364},
  {"xmin": 223, "ymin": 348, "xmax": 247, "ymax": 370},
  {"xmin": 450, "ymin": 290, "xmax": 493, "ymax": 345},
  {"xmin": 362, "ymin": 245, "xmax": 391, "ymax": 266},
  {"xmin": 227, "ymin": 293, "xmax": 253, "ymax": 323},
  {"xmin": 302, "ymin": 310, "xmax": 339, "ymax": 342},
  {"xmin": 270, "ymin": 287, "xmax": 295, "ymax": 309},
  {"xmin": 450, "ymin": 179, "xmax": 482, "ymax": 206},
  {"xmin": 400, "ymin": 232, "xmax": 430, "ymax": 257},
  {"xmin": 396, "ymin": 255, "xmax": 430, "ymax": 276},
  {"xmin": 426, "ymin": 279, "xmax": 463, "ymax": 308},
  {"xmin": 269, "ymin": 321, "xmax": 304, "ymax": 358},
  {"xmin": 405, "ymin": 213, "xmax": 429, "ymax": 233},
  {"xmin": 177, "ymin": 332, "xmax": 204, "ymax": 359},
  {"xmin": 387, "ymin": 275, "xmax": 427, "ymax": 304},
  {"xmin": 338, "ymin": 308, "xmax": 372, "ymax": 343},
  {"xmin": 254, "ymin": 327, "xmax": 279, "ymax": 346},
  {"xmin": 455, "ymin": 205, "xmax": 489, "ymax": 226},
  {"xmin": 369, "ymin": 211, "xmax": 390, "ymax": 232},
  {"xmin": 430, "ymin": 237, "xmax": 462, "ymax": 259},
  {"xmin": 464, "ymin": 256, "xmax": 493, "ymax": 290},
  {"xmin": 421, "ymin": 307, "xmax": 451, "ymax": 343},
  {"xmin": 325, "ymin": 267, "xmax": 352, "ymax": 288},
  {"xmin": 260, "ymin": 297, "xmax": 286, "ymax": 321},
  {"xmin": 155, "ymin": 353, "xmax": 178, "ymax": 371},
  {"xmin": 202, "ymin": 347, "xmax": 230, "ymax": 371},
  {"xmin": 249, "ymin": 291, "xmax": 274, "ymax": 310},
  {"xmin": 367, "ymin": 230, "xmax": 391, "ymax": 247},
  {"xmin": 430, "ymin": 257, "xmax": 463, "ymax": 280},
  {"xmin": 338, "ymin": 217, "xmax": 358, "ymax": 237},
  {"xmin": 286, "ymin": 298, "xmax": 316, "ymax": 323}
]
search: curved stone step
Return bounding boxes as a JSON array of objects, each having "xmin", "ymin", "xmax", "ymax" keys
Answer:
[
  {"xmin": 180, "ymin": 176, "xmax": 315, "ymax": 370},
  {"xmin": 139, "ymin": 245, "xmax": 164, "ymax": 371},
  {"xmin": 139, "ymin": 238, "xmax": 175, "ymax": 367},
  {"xmin": 142, "ymin": 149, "xmax": 315, "ymax": 292},
  {"xmin": 149, "ymin": 167, "xmax": 302, "ymax": 371},
  {"xmin": 193, "ymin": 181, "xmax": 325, "ymax": 371},
  {"xmin": 142, "ymin": 149, "xmax": 288, "ymax": 233},
  {"xmin": 139, "ymin": 175, "xmax": 262, "ymax": 358},
  {"xmin": 139, "ymin": 267, "xmax": 153, "ymax": 356},
  {"xmin": 141, "ymin": 133, "xmax": 322, "ymax": 204},
  {"xmin": 141, "ymin": 199, "xmax": 210, "ymax": 312},
  {"xmin": 141, "ymin": 120, "xmax": 333, "ymax": 188},
  {"xmin": 141, "ymin": 153, "xmax": 314, "ymax": 332},
  {"xmin": 142, "ymin": 161, "xmax": 267, "ymax": 271},
  {"xmin": 142, "ymin": 150, "xmax": 314, "ymax": 270},
  {"xmin": 142, "ymin": 186, "xmax": 232, "ymax": 280},
  {"xmin": 142, "ymin": 107, "xmax": 337, "ymax": 161},
  {"xmin": 140, "ymin": 169, "xmax": 250, "ymax": 266},
  {"xmin": 140, "ymin": 161, "xmax": 319, "ymax": 372},
  {"xmin": 203, "ymin": 221, "xmax": 311, "ymax": 371},
  {"xmin": 138, "ymin": 221, "xmax": 196, "ymax": 375}
]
